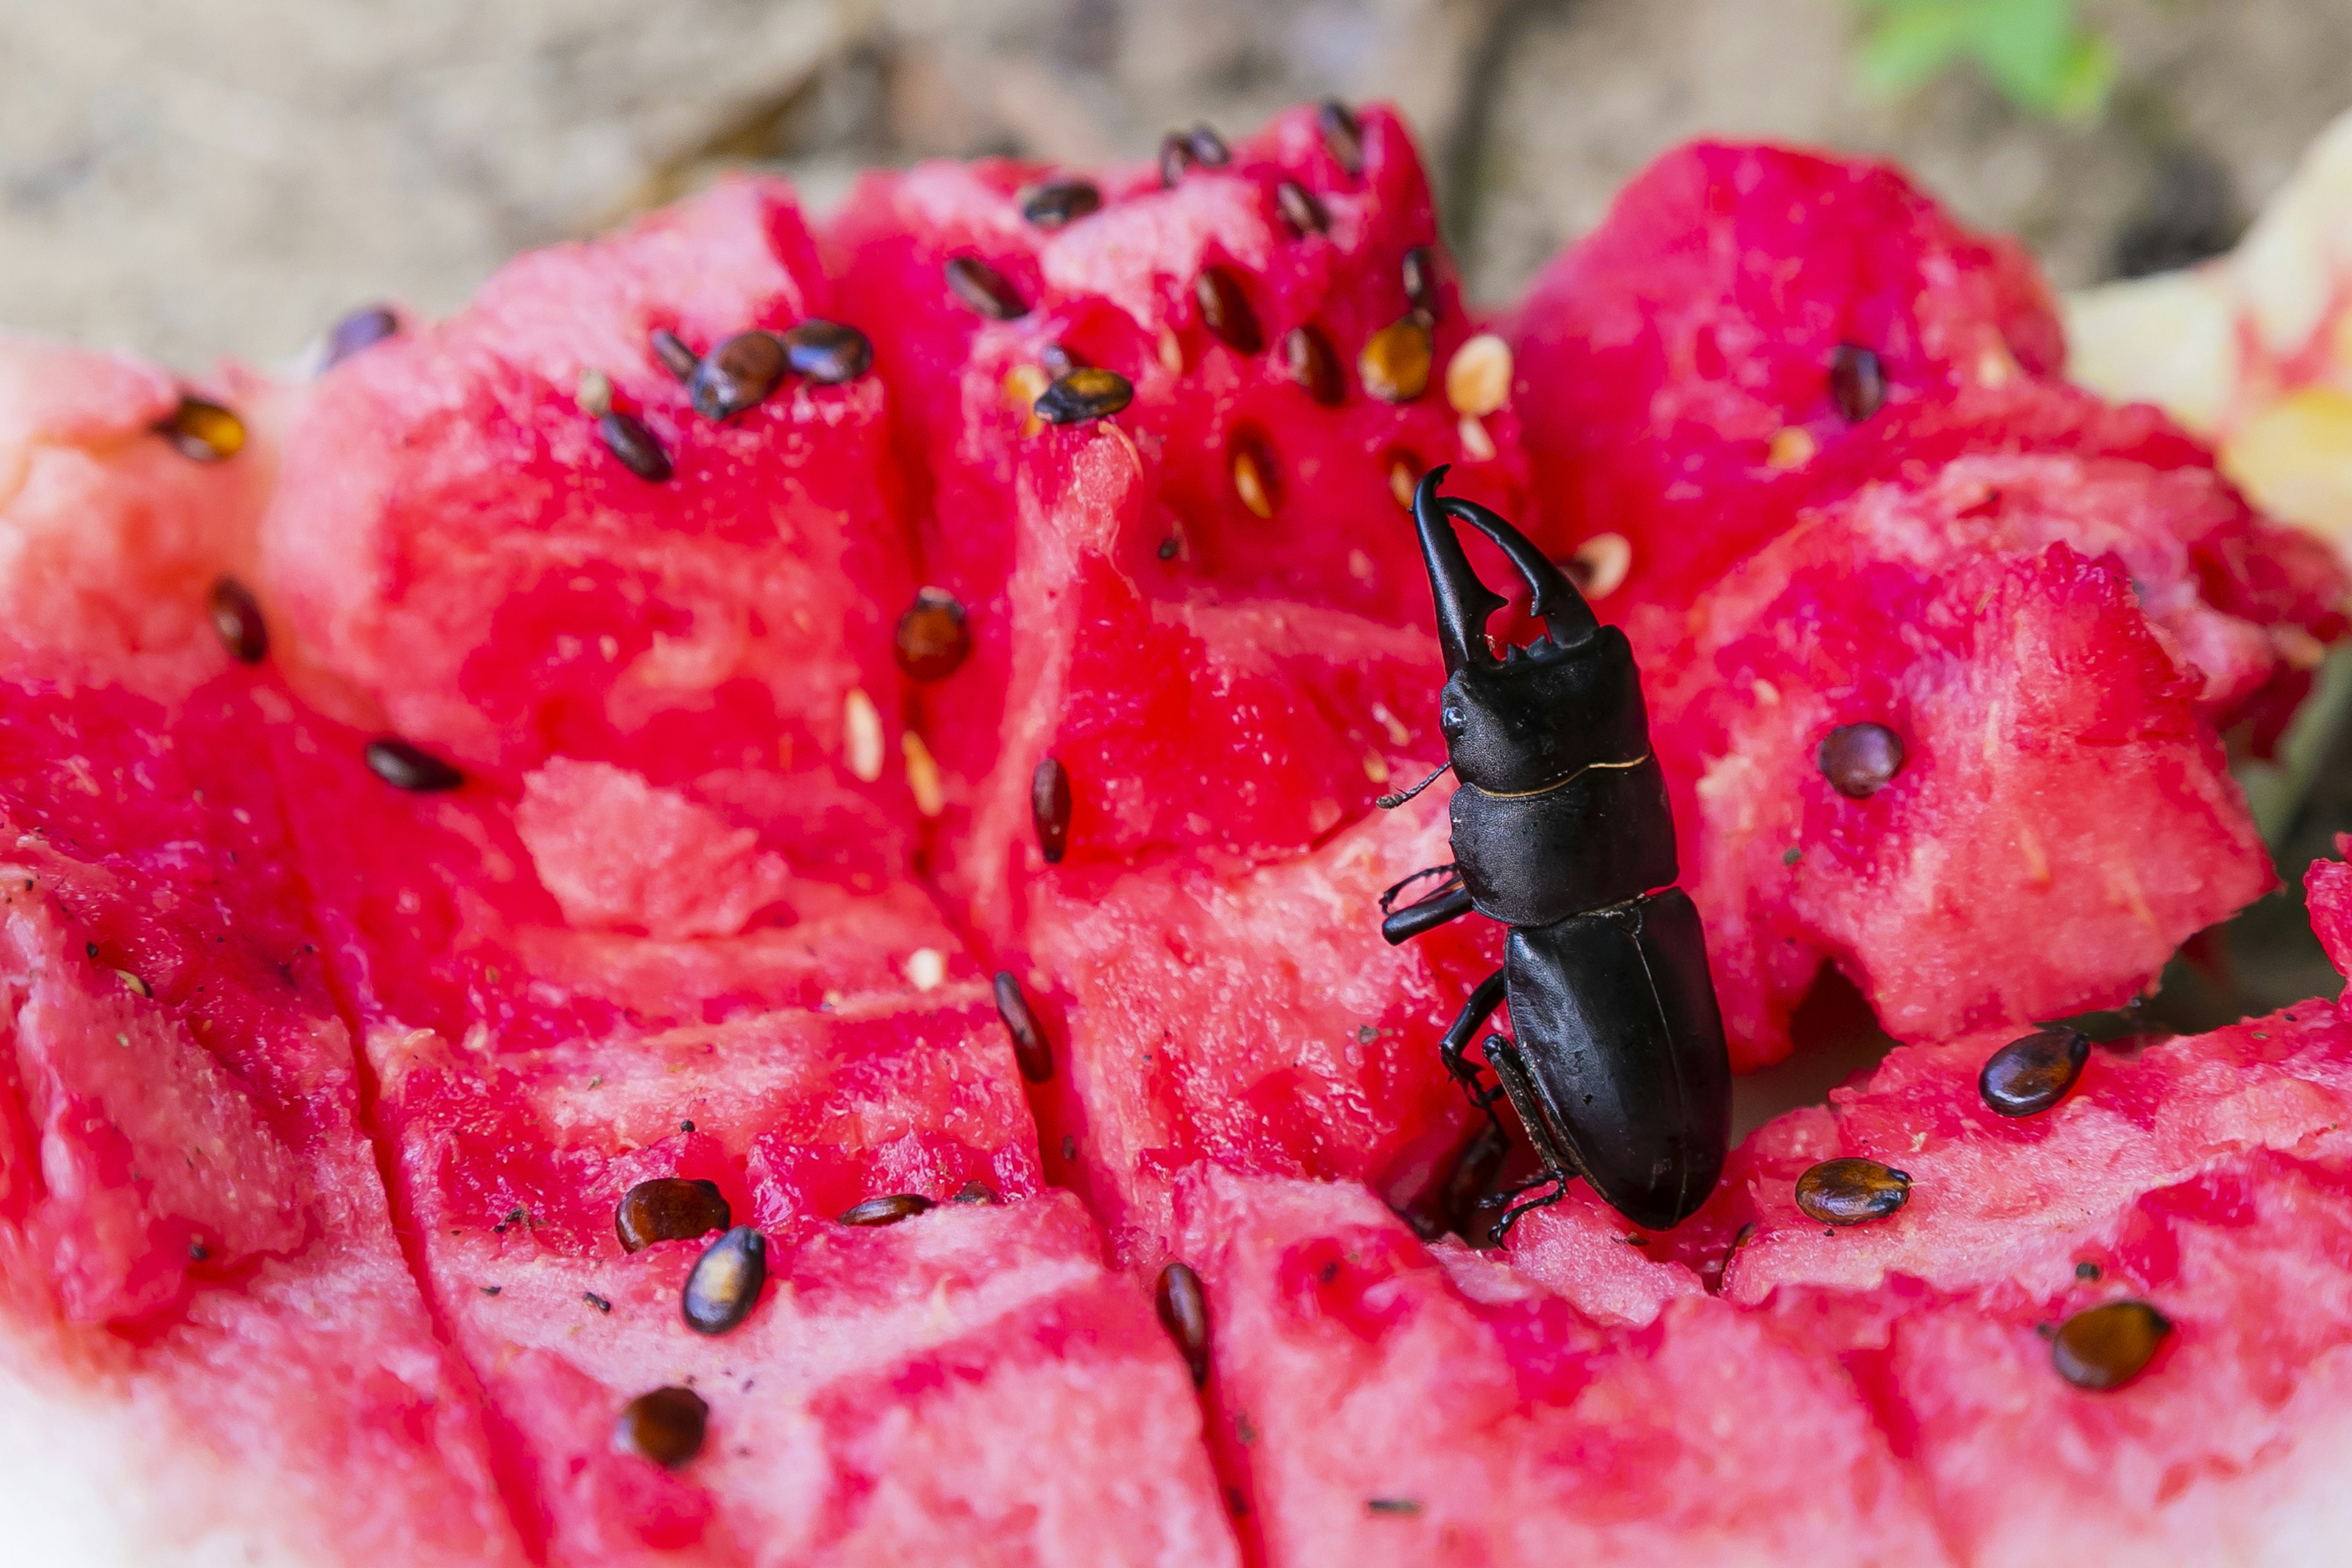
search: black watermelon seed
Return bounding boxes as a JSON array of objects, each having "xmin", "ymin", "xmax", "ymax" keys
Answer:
[
  {"xmin": 894, "ymin": 588, "xmax": 971, "ymax": 682},
  {"xmin": 1283, "ymin": 325, "xmax": 1346, "ymax": 405},
  {"xmin": 364, "ymin": 738, "xmax": 464, "ymax": 793},
  {"xmin": 1156, "ymin": 1261, "xmax": 1211, "ymax": 1386},
  {"xmin": 839, "ymin": 1193, "xmax": 936, "ymax": 1227},
  {"xmin": 2052, "ymin": 1300, "xmax": 2171, "ymax": 1390},
  {"xmin": 1187, "ymin": 124, "xmax": 1231, "ymax": 167},
  {"xmin": 1020, "ymin": 177, "xmax": 1103, "ymax": 228},
  {"xmin": 598, "ymin": 410, "xmax": 672, "ymax": 481},
  {"xmin": 945, "ymin": 254, "xmax": 1027, "ymax": 320},
  {"xmin": 993, "ymin": 971, "xmax": 1055, "ymax": 1084},
  {"xmin": 1034, "ymin": 368, "xmax": 1133, "ymax": 424},
  {"xmin": 1830, "ymin": 343, "xmax": 1888, "ymax": 423},
  {"xmin": 1819, "ymin": 723, "xmax": 1905, "ymax": 798},
  {"xmin": 1401, "ymin": 246, "xmax": 1438, "ymax": 317},
  {"xmin": 1794, "ymin": 1158, "xmax": 1912, "ymax": 1226},
  {"xmin": 648, "ymin": 328, "xmax": 699, "ymax": 381},
  {"xmin": 614, "ymin": 1385, "xmax": 709, "ymax": 1468},
  {"xmin": 1275, "ymin": 181, "xmax": 1328, "ymax": 238},
  {"xmin": 1159, "ymin": 132, "xmax": 1194, "ymax": 189},
  {"xmin": 689, "ymin": 331, "xmax": 788, "ymax": 420},
  {"xmin": 781, "ymin": 319, "xmax": 873, "ymax": 384},
  {"xmin": 1980, "ymin": 1027, "xmax": 2091, "ymax": 1117},
  {"xmin": 208, "ymin": 576, "xmax": 268, "ymax": 664},
  {"xmin": 322, "ymin": 306, "xmax": 400, "ymax": 369},
  {"xmin": 682, "ymin": 1226, "xmax": 766, "ymax": 1335},
  {"xmin": 1194, "ymin": 266, "xmax": 1264, "ymax": 354},
  {"xmin": 2076, "ymin": 1261, "xmax": 2102, "ymax": 1281},
  {"xmin": 1032, "ymin": 756, "xmax": 1072, "ymax": 863},
  {"xmin": 156, "ymin": 396, "xmax": 246, "ymax": 462},
  {"xmin": 1318, "ymin": 100, "xmax": 1364, "ymax": 176},
  {"xmin": 616, "ymin": 1177, "xmax": 731, "ymax": 1253},
  {"xmin": 1366, "ymin": 1498, "xmax": 1423, "ymax": 1516}
]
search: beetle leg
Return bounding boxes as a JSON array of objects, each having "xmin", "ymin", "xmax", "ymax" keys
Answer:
[
  {"xmin": 1487, "ymin": 1174, "xmax": 1571, "ymax": 1242},
  {"xmin": 1429, "ymin": 973, "xmax": 1508, "ymax": 1111},
  {"xmin": 1381, "ymin": 865, "xmax": 1474, "ymax": 946},
  {"xmin": 1379, "ymin": 864, "xmax": 1458, "ymax": 913}
]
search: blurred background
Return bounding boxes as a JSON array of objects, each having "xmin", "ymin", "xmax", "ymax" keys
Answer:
[{"xmin": 5, "ymin": 0, "xmax": 2350, "ymax": 369}]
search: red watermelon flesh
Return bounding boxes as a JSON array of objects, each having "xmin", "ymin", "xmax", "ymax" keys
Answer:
[
  {"xmin": 1175, "ymin": 857, "xmax": 2352, "ymax": 1566},
  {"xmin": 0, "ymin": 343, "xmax": 527, "ymax": 1562}
]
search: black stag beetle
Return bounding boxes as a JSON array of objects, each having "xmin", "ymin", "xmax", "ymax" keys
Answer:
[{"xmin": 1378, "ymin": 467, "xmax": 1730, "ymax": 1238}]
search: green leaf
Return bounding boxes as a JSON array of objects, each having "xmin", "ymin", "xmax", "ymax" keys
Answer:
[{"xmin": 1850, "ymin": 0, "xmax": 2118, "ymax": 119}]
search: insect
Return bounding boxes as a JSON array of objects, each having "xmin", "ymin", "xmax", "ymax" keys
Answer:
[{"xmin": 1378, "ymin": 468, "xmax": 1730, "ymax": 1237}]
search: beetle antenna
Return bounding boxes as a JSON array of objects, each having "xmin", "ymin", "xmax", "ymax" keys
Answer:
[{"xmin": 1376, "ymin": 761, "xmax": 1452, "ymax": 810}]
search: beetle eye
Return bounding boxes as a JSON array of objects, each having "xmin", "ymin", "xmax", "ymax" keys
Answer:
[{"xmin": 1441, "ymin": 703, "xmax": 1466, "ymax": 733}]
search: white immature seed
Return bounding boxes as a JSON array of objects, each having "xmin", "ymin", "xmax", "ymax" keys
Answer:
[
  {"xmin": 1444, "ymin": 334, "xmax": 1512, "ymax": 418},
  {"xmin": 903, "ymin": 731, "xmax": 944, "ymax": 816},
  {"xmin": 1457, "ymin": 415, "xmax": 1496, "ymax": 462},
  {"xmin": 576, "ymin": 368, "xmax": 615, "ymax": 417},
  {"xmin": 843, "ymin": 689, "xmax": 884, "ymax": 782},
  {"xmin": 1569, "ymin": 533, "xmax": 1633, "ymax": 600},
  {"xmin": 906, "ymin": 948, "xmax": 946, "ymax": 991}
]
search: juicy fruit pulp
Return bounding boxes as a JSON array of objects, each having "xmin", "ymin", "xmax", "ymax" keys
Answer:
[{"xmin": 0, "ymin": 103, "xmax": 2346, "ymax": 1568}]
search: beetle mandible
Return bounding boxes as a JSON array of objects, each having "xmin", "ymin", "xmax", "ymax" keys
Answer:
[{"xmin": 1379, "ymin": 467, "xmax": 1731, "ymax": 1237}]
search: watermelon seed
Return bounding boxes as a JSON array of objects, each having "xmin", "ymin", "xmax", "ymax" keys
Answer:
[
  {"xmin": 583, "ymin": 1292, "xmax": 612, "ymax": 1314},
  {"xmin": 1400, "ymin": 246, "xmax": 1438, "ymax": 318},
  {"xmin": 1158, "ymin": 132, "xmax": 1194, "ymax": 187},
  {"xmin": 156, "ymin": 396, "xmax": 246, "ymax": 462},
  {"xmin": 1360, "ymin": 318, "xmax": 1433, "ymax": 402},
  {"xmin": 1818, "ymin": 723, "xmax": 1905, "ymax": 798},
  {"xmin": 1444, "ymin": 334, "xmax": 1513, "ymax": 418},
  {"xmin": 952, "ymin": 1181, "xmax": 999, "ymax": 1204},
  {"xmin": 2052, "ymin": 1300, "xmax": 2171, "ymax": 1390},
  {"xmin": 894, "ymin": 589, "xmax": 971, "ymax": 682},
  {"xmin": 682, "ymin": 1227, "xmax": 767, "ymax": 1335},
  {"xmin": 1231, "ymin": 437, "xmax": 1278, "ymax": 519},
  {"xmin": 114, "ymin": 969, "xmax": 149, "ymax": 998},
  {"xmin": 1829, "ymin": 344, "xmax": 1888, "ymax": 423},
  {"xmin": 679, "ymin": 1120, "xmax": 694, "ymax": 1133},
  {"xmin": 208, "ymin": 577, "xmax": 269, "ymax": 663},
  {"xmin": 1386, "ymin": 452, "xmax": 1425, "ymax": 510},
  {"xmin": 1793, "ymin": 1158, "xmax": 1912, "ymax": 1225},
  {"xmin": 944, "ymin": 254, "xmax": 1027, "ymax": 320},
  {"xmin": 321, "ymin": 304, "xmax": 399, "ymax": 369},
  {"xmin": 1195, "ymin": 266, "xmax": 1264, "ymax": 353},
  {"xmin": 778, "ymin": 319, "xmax": 873, "ymax": 384},
  {"xmin": 843, "ymin": 688, "xmax": 886, "ymax": 782},
  {"xmin": 1032, "ymin": 757, "xmax": 1073, "ymax": 863},
  {"xmin": 1019, "ymin": 177, "xmax": 1102, "ymax": 228},
  {"xmin": 364, "ymin": 738, "xmax": 464, "ymax": 793},
  {"xmin": 648, "ymin": 328, "xmax": 699, "ymax": 380},
  {"xmin": 1366, "ymin": 1498, "xmax": 1423, "ymax": 1516},
  {"xmin": 576, "ymin": 369, "xmax": 614, "ymax": 417},
  {"xmin": 993, "ymin": 972, "xmax": 1056, "ymax": 1083},
  {"xmin": 1566, "ymin": 533, "xmax": 1633, "ymax": 600},
  {"xmin": 904, "ymin": 733, "xmax": 945, "ymax": 817},
  {"xmin": 615, "ymin": 1386, "xmax": 709, "ymax": 1468},
  {"xmin": 597, "ymin": 410, "xmax": 672, "ymax": 481},
  {"xmin": 1275, "ymin": 181, "xmax": 1328, "ymax": 237},
  {"xmin": 690, "ymin": 331, "xmax": 788, "ymax": 420},
  {"xmin": 1317, "ymin": 100, "xmax": 1365, "ymax": 176},
  {"xmin": 1158, "ymin": 537, "xmax": 1180, "ymax": 561},
  {"xmin": 1061, "ymin": 1136, "xmax": 1077, "ymax": 1161},
  {"xmin": 1155, "ymin": 1262, "xmax": 1211, "ymax": 1385},
  {"xmin": 1979, "ymin": 1027, "xmax": 2091, "ymax": 1117},
  {"xmin": 839, "ymin": 1193, "xmax": 935, "ymax": 1227},
  {"xmin": 1782, "ymin": 848, "xmax": 1803, "ymax": 867},
  {"xmin": 2076, "ymin": 1261, "xmax": 2101, "ymax": 1281},
  {"xmin": 1035, "ymin": 368, "xmax": 1134, "ymax": 424},
  {"xmin": 188, "ymin": 1240, "xmax": 208, "ymax": 1261},
  {"xmin": 480, "ymin": 1285, "xmax": 501, "ymax": 1295},
  {"xmin": 1357, "ymin": 1025, "xmax": 1379, "ymax": 1044},
  {"xmin": 1283, "ymin": 325, "xmax": 1346, "ymax": 405},
  {"xmin": 1187, "ymin": 124, "xmax": 1232, "ymax": 167},
  {"xmin": 616, "ymin": 1178, "xmax": 731, "ymax": 1253}
]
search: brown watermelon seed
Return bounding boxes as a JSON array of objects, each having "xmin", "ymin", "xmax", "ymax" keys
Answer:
[
  {"xmin": 1033, "ymin": 756, "xmax": 1072, "ymax": 863},
  {"xmin": 839, "ymin": 1193, "xmax": 936, "ymax": 1227},
  {"xmin": 1019, "ymin": 176, "xmax": 1103, "ymax": 228},
  {"xmin": 1231, "ymin": 435, "xmax": 1278, "ymax": 519},
  {"xmin": 1359, "ymin": 318, "xmax": 1433, "ymax": 402},
  {"xmin": 1794, "ymin": 1158, "xmax": 1912, "ymax": 1226},
  {"xmin": 364, "ymin": 737, "xmax": 464, "ymax": 793},
  {"xmin": 1980, "ymin": 1027, "xmax": 2091, "ymax": 1117},
  {"xmin": 1187, "ymin": 124, "xmax": 1231, "ymax": 167},
  {"xmin": 1366, "ymin": 1498, "xmax": 1423, "ymax": 1517},
  {"xmin": 1318, "ymin": 100, "xmax": 1364, "ymax": 176},
  {"xmin": 2052, "ymin": 1300, "xmax": 2170, "ymax": 1390},
  {"xmin": 894, "ymin": 589, "xmax": 971, "ymax": 682},
  {"xmin": 689, "ymin": 330, "xmax": 788, "ymax": 420},
  {"xmin": 1156, "ymin": 1261, "xmax": 1211, "ymax": 1386},
  {"xmin": 615, "ymin": 1385, "xmax": 709, "ymax": 1468},
  {"xmin": 952, "ymin": 1180, "xmax": 1000, "ymax": 1204},
  {"xmin": 648, "ymin": 327, "xmax": 699, "ymax": 381},
  {"xmin": 1830, "ymin": 343, "xmax": 1887, "ymax": 423},
  {"xmin": 944, "ymin": 254, "xmax": 1027, "ymax": 320},
  {"xmin": 993, "ymin": 971, "xmax": 1055, "ymax": 1083},
  {"xmin": 1283, "ymin": 325, "xmax": 1346, "ymax": 405},
  {"xmin": 1194, "ymin": 266, "xmax": 1264, "ymax": 354},
  {"xmin": 1035, "ymin": 368, "xmax": 1133, "ymax": 424},
  {"xmin": 208, "ymin": 576, "xmax": 268, "ymax": 664},
  {"xmin": 598, "ymin": 410, "xmax": 672, "ymax": 481},
  {"xmin": 157, "ymin": 396, "xmax": 245, "ymax": 462},
  {"xmin": 1819, "ymin": 722, "xmax": 1905, "ymax": 799},
  {"xmin": 615, "ymin": 1177, "xmax": 731, "ymax": 1253},
  {"xmin": 1159, "ymin": 132, "xmax": 1194, "ymax": 188},
  {"xmin": 779, "ymin": 319, "xmax": 872, "ymax": 384},
  {"xmin": 1401, "ymin": 246, "xmax": 1438, "ymax": 317},
  {"xmin": 322, "ymin": 305, "xmax": 399, "ymax": 369},
  {"xmin": 682, "ymin": 1226, "xmax": 766, "ymax": 1335},
  {"xmin": 1275, "ymin": 180, "xmax": 1328, "ymax": 237}
]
